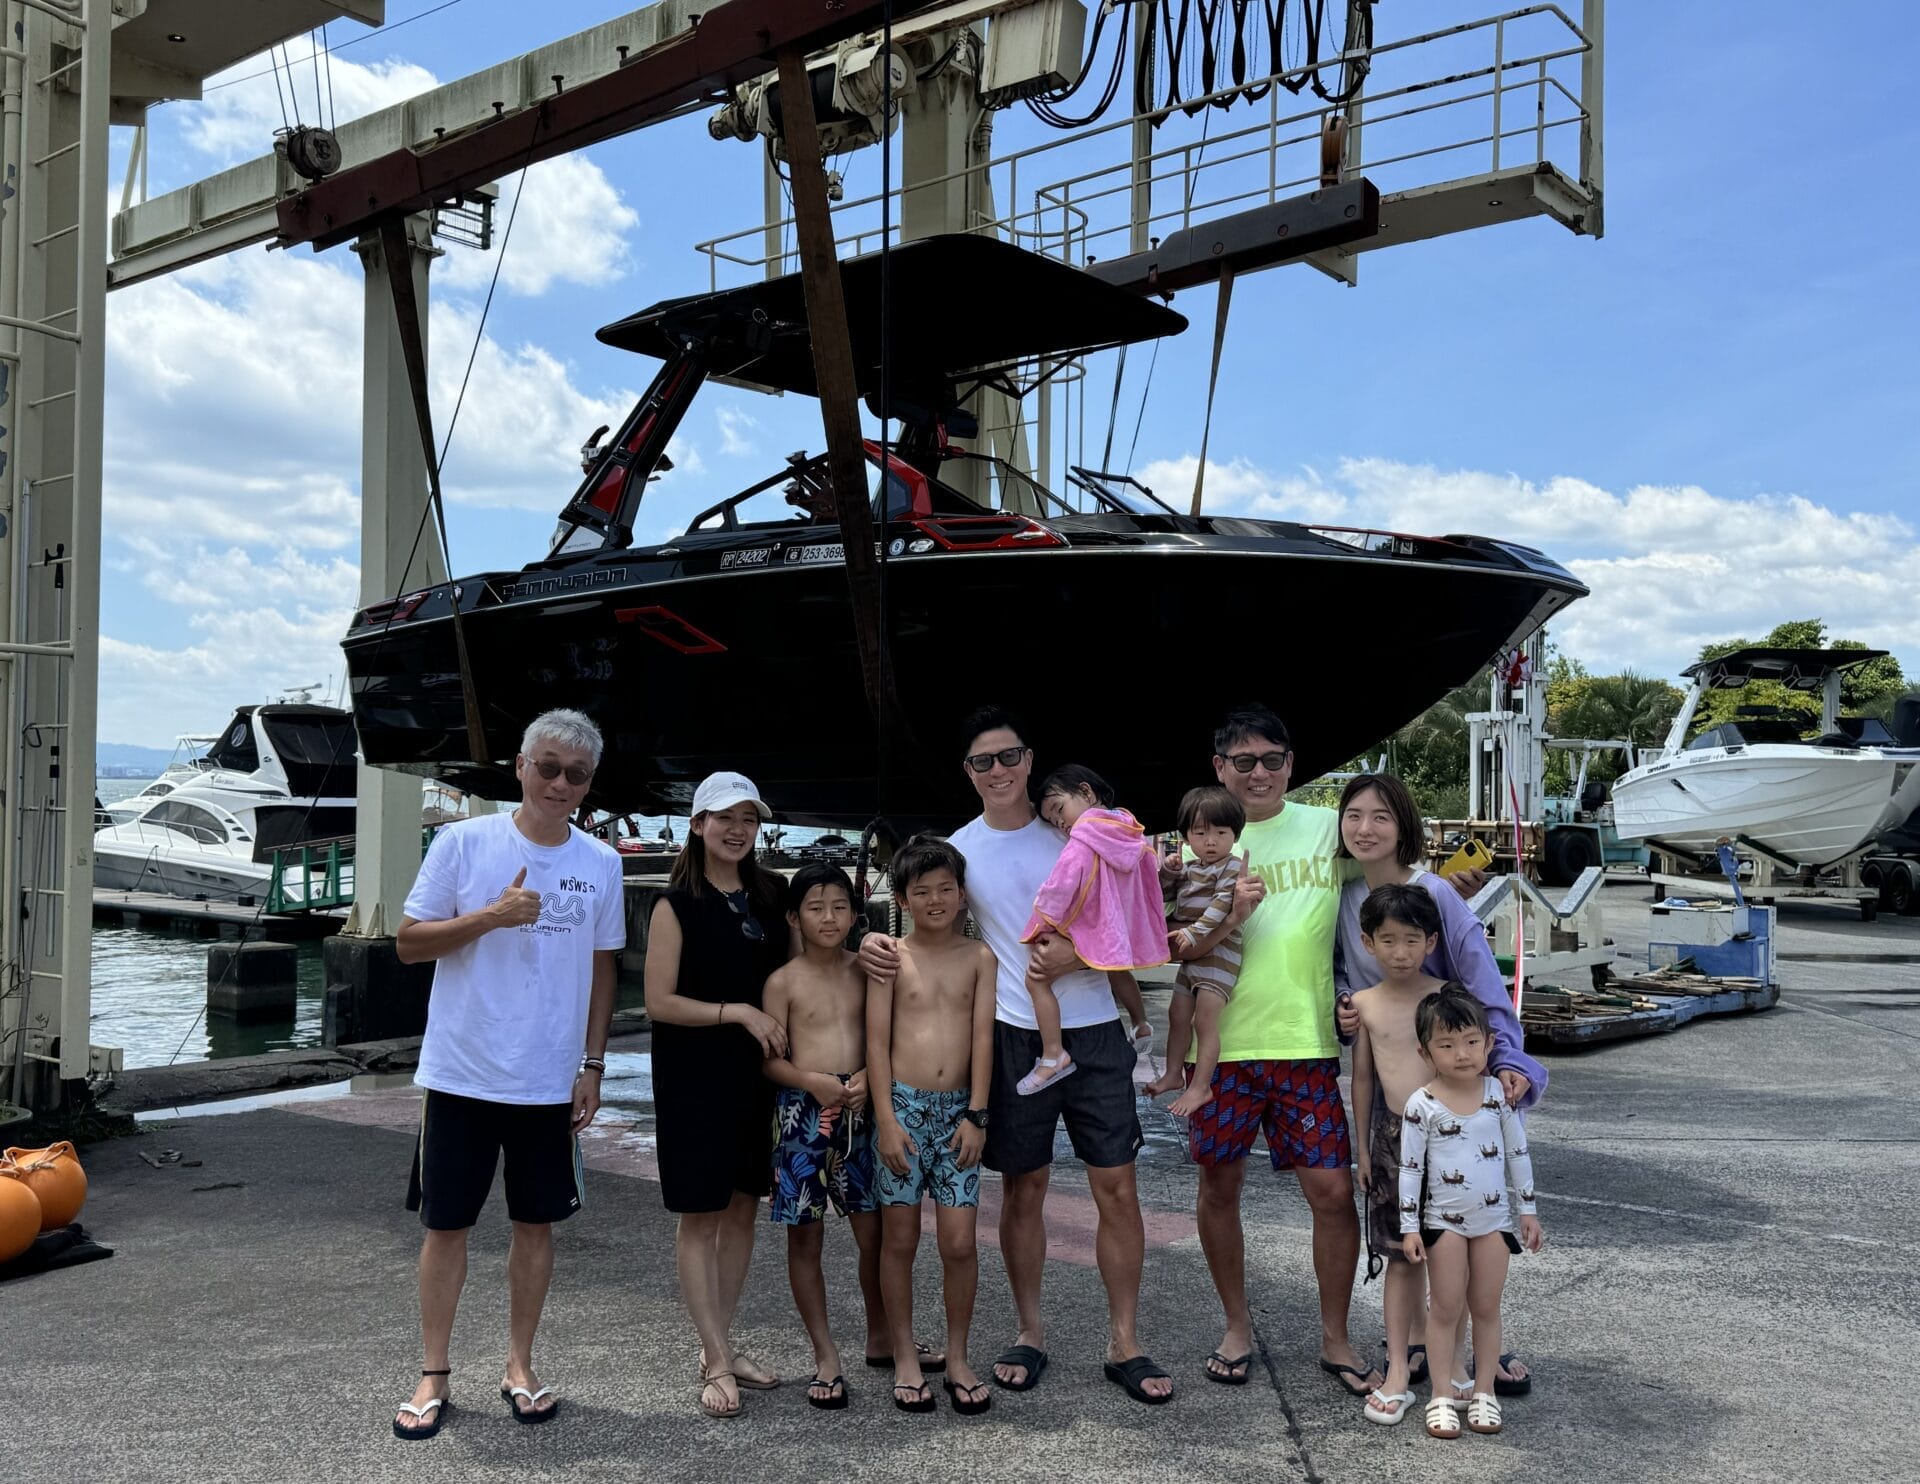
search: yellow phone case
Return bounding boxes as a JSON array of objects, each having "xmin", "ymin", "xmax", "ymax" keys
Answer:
[{"xmin": 1438, "ymin": 839, "xmax": 1493, "ymax": 877}]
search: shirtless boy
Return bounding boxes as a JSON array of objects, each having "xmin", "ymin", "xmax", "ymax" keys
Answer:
[
  {"xmin": 762, "ymin": 863, "xmax": 886, "ymax": 1411},
  {"xmin": 1347, "ymin": 882, "xmax": 1451, "ymax": 1426},
  {"xmin": 866, "ymin": 836, "xmax": 997, "ymax": 1416}
]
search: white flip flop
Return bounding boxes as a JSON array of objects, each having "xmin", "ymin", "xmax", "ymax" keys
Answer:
[{"xmin": 1364, "ymin": 1388, "xmax": 1416, "ymax": 1425}]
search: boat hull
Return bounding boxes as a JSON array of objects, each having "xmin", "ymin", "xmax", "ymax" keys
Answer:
[
  {"xmin": 344, "ymin": 524, "xmax": 1584, "ymax": 830},
  {"xmin": 92, "ymin": 838, "xmax": 272, "ymax": 902},
  {"xmin": 1611, "ymin": 746, "xmax": 1914, "ymax": 867}
]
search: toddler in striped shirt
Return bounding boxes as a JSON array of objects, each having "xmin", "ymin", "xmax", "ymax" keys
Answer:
[{"xmin": 1144, "ymin": 785, "xmax": 1247, "ymax": 1116}]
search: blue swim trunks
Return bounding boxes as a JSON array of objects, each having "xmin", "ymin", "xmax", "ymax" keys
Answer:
[
  {"xmin": 874, "ymin": 1082, "xmax": 979, "ymax": 1209},
  {"xmin": 770, "ymin": 1083, "xmax": 878, "ymax": 1226}
]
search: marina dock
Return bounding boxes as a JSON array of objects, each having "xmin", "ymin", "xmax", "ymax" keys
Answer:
[{"xmin": 91, "ymin": 888, "xmax": 345, "ymax": 941}]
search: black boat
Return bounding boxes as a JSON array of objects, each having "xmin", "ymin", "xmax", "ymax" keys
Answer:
[{"xmin": 342, "ymin": 236, "xmax": 1587, "ymax": 829}]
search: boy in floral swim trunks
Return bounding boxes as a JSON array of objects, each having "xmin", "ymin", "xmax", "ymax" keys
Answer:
[
  {"xmin": 867, "ymin": 837, "xmax": 997, "ymax": 1416},
  {"xmin": 763, "ymin": 864, "xmax": 884, "ymax": 1410}
]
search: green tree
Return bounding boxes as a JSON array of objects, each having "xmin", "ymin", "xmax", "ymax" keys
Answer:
[{"xmin": 1691, "ymin": 619, "xmax": 1906, "ymax": 737}]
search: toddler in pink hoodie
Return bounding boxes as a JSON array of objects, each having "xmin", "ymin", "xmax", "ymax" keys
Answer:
[{"xmin": 1018, "ymin": 765, "xmax": 1166, "ymax": 1095}]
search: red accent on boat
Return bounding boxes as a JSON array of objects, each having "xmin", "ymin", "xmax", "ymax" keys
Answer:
[
  {"xmin": 614, "ymin": 605, "xmax": 727, "ymax": 655},
  {"xmin": 908, "ymin": 515, "xmax": 1065, "ymax": 551},
  {"xmin": 357, "ymin": 591, "xmax": 430, "ymax": 628}
]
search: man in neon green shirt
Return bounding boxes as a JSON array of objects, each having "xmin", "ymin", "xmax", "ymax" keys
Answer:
[{"xmin": 1177, "ymin": 704, "xmax": 1381, "ymax": 1398}]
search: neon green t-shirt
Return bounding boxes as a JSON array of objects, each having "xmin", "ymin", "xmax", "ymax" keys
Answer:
[{"xmin": 1215, "ymin": 801, "xmax": 1345, "ymax": 1062}]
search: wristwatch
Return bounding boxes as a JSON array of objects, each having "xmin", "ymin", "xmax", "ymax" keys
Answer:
[{"xmin": 960, "ymin": 1107, "xmax": 989, "ymax": 1129}]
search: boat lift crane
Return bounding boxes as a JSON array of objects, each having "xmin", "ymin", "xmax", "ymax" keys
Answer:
[{"xmin": 2, "ymin": 0, "xmax": 1608, "ymax": 1112}]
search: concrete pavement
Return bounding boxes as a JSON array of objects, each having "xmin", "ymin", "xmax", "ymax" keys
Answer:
[{"xmin": 6, "ymin": 883, "xmax": 1915, "ymax": 1483}]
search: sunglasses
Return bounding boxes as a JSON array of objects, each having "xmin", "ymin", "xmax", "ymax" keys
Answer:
[
  {"xmin": 964, "ymin": 745, "xmax": 1029, "ymax": 774},
  {"xmin": 529, "ymin": 758, "xmax": 594, "ymax": 787},
  {"xmin": 1220, "ymin": 750, "xmax": 1290, "ymax": 774},
  {"xmin": 724, "ymin": 889, "xmax": 766, "ymax": 942}
]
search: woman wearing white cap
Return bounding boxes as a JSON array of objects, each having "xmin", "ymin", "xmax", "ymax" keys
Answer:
[{"xmin": 644, "ymin": 770, "xmax": 791, "ymax": 1420}]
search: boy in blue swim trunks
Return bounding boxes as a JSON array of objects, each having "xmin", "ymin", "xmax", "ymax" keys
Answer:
[
  {"xmin": 763, "ymin": 863, "xmax": 887, "ymax": 1410},
  {"xmin": 867, "ymin": 836, "xmax": 997, "ymax": 1416}
]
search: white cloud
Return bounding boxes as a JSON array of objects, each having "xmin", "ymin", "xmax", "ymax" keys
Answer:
[
  {"xmin": 99, "ymin": 225, "xmax": 657, "ymax": 744},
  {"xmin": 438, "ymin": 156, "xmax": 640, "ymax": 297},
  {"xmin": 1139, "ymin": 451, "xmax": 1920, "ymax": 679},
  {"xmin": 715, "ymin": 404, "xmax": 757, "ymax": 457},
  {"xmin": 175, "ymin": 53, "xmax": 439, "ymax": 169}
]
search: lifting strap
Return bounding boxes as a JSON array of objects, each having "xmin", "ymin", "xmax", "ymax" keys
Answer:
[
  {"xmin": 378, "ymin": 218, "xmax": 490, "ymax": 763},
  {"xmin": 1190, "ymin": 264, "xmax": 1235, "ymax": 516}
]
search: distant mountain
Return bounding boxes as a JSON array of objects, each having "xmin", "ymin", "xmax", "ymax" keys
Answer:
[{"xmin": 97, "ymin": 742, "xmax": 179, "ymax": 775}]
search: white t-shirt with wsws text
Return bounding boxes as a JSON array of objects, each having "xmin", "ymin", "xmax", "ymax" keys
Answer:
[
  {"xmin": 949, "ymin": 813, "xmax": 1116, "ymax": 1030},
  {"xmin": 405, "ymin": 812, "xmax": 626, "ymax": 1105}
]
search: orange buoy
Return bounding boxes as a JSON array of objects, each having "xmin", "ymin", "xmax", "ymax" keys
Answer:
[
  {"xmin": 4, "ymin": 1141, "xmax": 87, "ymax": 1230},
  {"xmin": 0, "ymin": 1161, "xmax": 39, "ymax": 1261}
]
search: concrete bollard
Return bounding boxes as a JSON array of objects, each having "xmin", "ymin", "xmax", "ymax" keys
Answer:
[{"xmin": 207, "ymin": 940, "xmax": 298, "ymax": 1023}]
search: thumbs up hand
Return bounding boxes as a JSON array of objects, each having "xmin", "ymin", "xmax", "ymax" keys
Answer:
[{"xmin": 488, "ymin": 866, "xmax": 543, "ymax": 928}]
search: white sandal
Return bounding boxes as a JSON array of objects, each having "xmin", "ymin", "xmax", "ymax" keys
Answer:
[
  {"xmin": 1467, "ymin": 1391, "xmax": 1504, "ymax": 1434},
  {"xmin": 1425, "ymin": 1395, "xmax": 1462, "ymax": 1438},
  {"xmin": 1446, "ymin": 1375, "xmax": 1474, "ymax": 1410},
  {"xmin": 1016, "ymin": 1054, "xmax": 1076, "ymax": 1096},
  {"xmin": 1364, "ymin": 1388, "xmax": 1416, "ymax": 1425}
]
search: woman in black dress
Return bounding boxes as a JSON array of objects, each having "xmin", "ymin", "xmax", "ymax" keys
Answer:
[{"xmin": 643, "ymin": 771, "xmax": 791, "ymax": 1420}]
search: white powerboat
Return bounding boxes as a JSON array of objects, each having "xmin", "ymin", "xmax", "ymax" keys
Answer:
[
  {"xmin": 93, "ymin": 704, "xmax": 358, "ymax": 902},
  {"xmin": 99, "ymin": 732, "xmax": 222, "ymax": 828},
  {"xmin": 1611, "ymin": 648, "xmax": 1920, "ymax": 868}
]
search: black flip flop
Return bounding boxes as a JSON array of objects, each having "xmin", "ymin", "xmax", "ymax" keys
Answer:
[
  {"xmin": 1318, "ymin": 1358, "xmax": 1381, "ymax": 1398},
  {"xmin": 865, "ymin": 1341, "xmax": 946, "ymax": 1373},
  {"xmin": 392, "ymin": 1369, "xmax": 452, "ymax": 1441},
  {"xmin": 500, "ymin": 1384, "xmax": 559, "ymax": 1424},
  {"xmin": 1381, "ymin": 1340, "xmax": 1429, "ymax": 1387},
  {"xmin": 1476, "ymin": 1351, "xmax": 1532, "ymax": 1397},
  {"xmin": 992, "ymin": 1345, "xmax": 1048, "ymax": 1392},
  {"xmin": 1104, "ymin": 1355, "xmax": 1173, "ymax": 1406},
  {"xmin": 893, "ymin": 1380, "xmax": 936, "ymax": 1414},
  {"xmin": 942, "ymin": 1378, "xmax": 993, "ymax": 1416},
  {"xmin": 1204, "ymin": 1351, "xmax": 1252, "ymax": 1386},
  {"xmin": 807, "ymin": 1374, "xmax": 849, "ymax": 1411}
]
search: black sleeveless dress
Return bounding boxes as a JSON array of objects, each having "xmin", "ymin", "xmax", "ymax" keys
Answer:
[{"xmin": 653, "ymin": 884, "xmax": 787, "ymax": 1213}]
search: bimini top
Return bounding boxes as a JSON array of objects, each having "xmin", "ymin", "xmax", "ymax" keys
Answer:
[
  {"xmin": 1683, "ymin": 646, "xmax": 1891, "ymax": 689},
  {"xmin": 595, "ymin": 234, "xmax": 1188, "ymax": 399}
]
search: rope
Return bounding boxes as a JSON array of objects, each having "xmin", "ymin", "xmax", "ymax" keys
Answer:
[
  {"xmin": 871, "ymin": 0, "xmax": 896, "ymax": 845},
  {"xmin": 1189, "ymin": 265, "xmax": 1234, "ymax": 515}
]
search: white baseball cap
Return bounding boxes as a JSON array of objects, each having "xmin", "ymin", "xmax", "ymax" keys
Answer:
[{"xmin": 691, "ymin": 770, "xmax": 771, "ymax": 821}]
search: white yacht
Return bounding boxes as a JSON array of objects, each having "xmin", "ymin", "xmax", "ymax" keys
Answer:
[
  {"xmin": 98, "ymin": 733, "xmax": 222, "ymax": 828},
  {"xmin": 93, "ymin": 704, "xmax": 358, "ymax": 902},
  {"xmin": 1611, "ymin": 648, "xmax": 1920, "ymax": 868}
]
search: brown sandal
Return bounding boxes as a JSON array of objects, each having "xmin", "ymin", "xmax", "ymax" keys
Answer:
[{"xmin": 699, "ymin": 1367, "xmax": 742, "ymax": 1420}]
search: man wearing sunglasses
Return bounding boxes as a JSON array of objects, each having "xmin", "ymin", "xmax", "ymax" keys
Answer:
[
  {"xmin": 859, "ymin": 707, "xmax": 1173, "ymax": 1405},
  {"xmin": 390, "ymin": 708, "xmax": 626, "ymax": 1438},
  {"xmin": 1170, "ymin": 703, "xmax": 1383, "ymax": 1398}
]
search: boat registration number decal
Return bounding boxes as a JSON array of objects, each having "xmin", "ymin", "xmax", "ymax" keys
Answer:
[
  {"xmin": 785, "ymin": 542, "xmax": 881, "ymax": 565},
  {"xmin": 720, "ymin": 547, "xmax": 775, "ymax": 569}
]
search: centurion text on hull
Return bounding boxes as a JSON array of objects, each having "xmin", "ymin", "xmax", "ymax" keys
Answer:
[{"xmin": 341, "ymin": 237, "xmax": 1588, "ymax": 829}]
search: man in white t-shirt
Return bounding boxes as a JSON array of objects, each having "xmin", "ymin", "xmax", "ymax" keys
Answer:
[
  {"xmin": 388, "ymin": 709, "xmax": 625, "ymax": 1440},
  {"xmin": 859, "ymin": 707, "xmax": 1173, "ymax": 1405}
]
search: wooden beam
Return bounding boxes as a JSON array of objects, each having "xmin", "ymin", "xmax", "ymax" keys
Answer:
[{"xmin": 773, "ymin": 43, "xmax": 902, "ymax": 755}]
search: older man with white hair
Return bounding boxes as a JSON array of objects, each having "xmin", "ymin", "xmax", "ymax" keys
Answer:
[{"xmin": 389, "ymin": 709, "xmax": 626, "ymax": 1439}]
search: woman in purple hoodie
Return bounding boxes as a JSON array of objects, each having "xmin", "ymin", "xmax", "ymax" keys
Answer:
[{"xmin": 1332, "ymin": 771, "xmax": 1545, "ymax": 1402}]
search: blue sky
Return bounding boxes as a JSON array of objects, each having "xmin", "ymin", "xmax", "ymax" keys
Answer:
[{"xmin": 97, "ymin": 1, "xmax": 1919, "ymax": 744}]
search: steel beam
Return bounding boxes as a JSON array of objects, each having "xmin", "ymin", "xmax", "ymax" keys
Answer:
[
  {"xmin": 277, "ymin": 0, "xmax": 953, "ymax": 253},
  {"xmin": 1083, "ymin": 179, "xmax": 1380, "ymax": 297}
]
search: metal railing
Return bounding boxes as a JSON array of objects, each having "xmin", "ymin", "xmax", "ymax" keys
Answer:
[{"xmin": 694, "ymin": 5, "xmax": 1595, "ymax": 285}]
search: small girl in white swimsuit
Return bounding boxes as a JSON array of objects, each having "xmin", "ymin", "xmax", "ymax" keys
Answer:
[{"xmin": 1398, "ymin": 986, "xmax": 1544, "ymax": 1440}]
